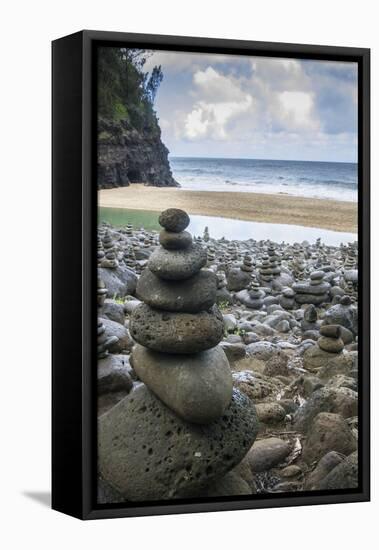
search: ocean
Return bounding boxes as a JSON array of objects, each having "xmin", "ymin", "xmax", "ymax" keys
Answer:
[{"xmin": 169, "ymin": 157, "xmax": 358, "ymax": 202}]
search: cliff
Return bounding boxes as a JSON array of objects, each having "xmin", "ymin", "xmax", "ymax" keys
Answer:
[{"xmin": 97, "ymin": 117, "xmax": 179, "ymax": 189}]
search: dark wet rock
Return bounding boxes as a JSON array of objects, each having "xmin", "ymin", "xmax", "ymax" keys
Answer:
[
  {"xmin": 148, "ymin": 244, "xmax": 207, "ymax": 281},
  {"xmin": 98, "ymin": 354, "xmax": 133, "ymax": 396},
  {"xmin": 159, "ymin": 208, "xmax": 190, "ymax": 232},
  {"xmin": 247, "ymin": 438, "xmax": 292, "ymax": 472},
  {"xmin": 302, "ymin": 412, "xmax": 357, "ymax": 463},
  {"xmin": 131, "ymin": 344, "xmax": 233, "ymax": 424},
  {"xmin": 227, "ymin": 266, "xmax": 252, "ymax": 292},
  {"xmin": 293, "ymin": 387, "xmax": 358, "ymax": 432},
  {"xmin": 317, "ymin": 451, "xmax": 358, "ymax": 490},
  {"xmin": 99, "ymin": 317, "xmax": 134, "ymax": 353},
  {"xmin": 182, "ymin": 471, "xmax": 252, "ymax": 498},
  {"xmin": 98, "ymin": 385, "xmax": 259, "ymax": 501},
  {"xmin": 304, "ymin": 451, "xmax": 345, "ymax": 490},
  {"xmin": 136, "ymin": 268, "xmax": 217, "ymax": 313},
  {"xmin": 159, "ymin": 229, "xmax": 192, "ymax": 250},
  {"xmin": 323, "ymin": 301, "xmax": 358, "ymax": 336},
  {"xmin": 130, "ymin": 303, "xmax": 224, "ymax": 353},
  {"xmin": 101, "ymin": 299, "xmax": 125, "ymax": 325},
  {"xmin": 98, "ymin": 265, "xmax": 138, "ymax": 298}
]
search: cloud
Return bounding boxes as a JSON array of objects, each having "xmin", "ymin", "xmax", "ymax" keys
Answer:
[{"xmin": 147, "ymin": 50, "xmax": 358, "ymax": 162}]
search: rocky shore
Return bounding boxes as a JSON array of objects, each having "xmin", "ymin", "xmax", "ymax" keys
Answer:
[{"xmin": 97, "ymin": 209, "xmax": 359, "ymax": 503}]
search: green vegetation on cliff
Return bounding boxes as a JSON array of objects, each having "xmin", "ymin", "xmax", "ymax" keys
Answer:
[{"xmin": 97, "ymin": 47, "xmax": 163, "ymax": 133}]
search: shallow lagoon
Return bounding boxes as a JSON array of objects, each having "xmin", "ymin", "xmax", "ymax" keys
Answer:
[{"xmin": 99, "ymin": 207, "xmax": 357, "ymax": 247}]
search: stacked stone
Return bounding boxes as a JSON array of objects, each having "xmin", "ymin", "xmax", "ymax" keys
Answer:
[
  {"xmin": 99, "ymin": 209, "xmax": 259, "ymax": 501},
  {"xmin": 132, "ymin": 209, "xmax": 224, "ymax": 358},
  {"xmin": 236, "ymin": 274, "xmax": 265, "ymax": 309},
  {"xmin": 242, "ymin": 253, "xmax": 255, "ymax": 273},
  {"xmin": 97, "ymin": 279, "xmax": 118, "ymax": 358},
  {"xmin": 203, "ymin": 226, "xmax": 210, "ymax": 242},
  {"xmin": 226, "ymin": 253, "xmax": 254, "ymax": 292},
  {"xmin": 123, "ymin": 246, "xmax": 137, "ymax": 270},
  {"xmin": 97, "ymin": 235, "xmax": 105, "ymax": 266},
  {"xmin": 215, "ymin": 270, "xmax": 233, "ymax": 305},
  {"xmin": 317, "ymin": 324, "xmax": 345, "ymax": 353},
  {"xmin": 279, "ymin": 287, "xmax": 296, "ymax": 310},
  {"xmin": 258, "ymin": 254, "xmax": 274, "ymax": 284},
  {"xmin": 101, "ymin": 230, "xmax": 119, "ymax": 268},
  {"xmin": 344, "ymin": 280, "xmax": 356, "ymax": 302},
  {"xmin": 293, "ymin": 270, "xmax": 331, "ymax": 305},
  {"xmin": 291, "ymin": 249, "xmax": 307, "ymax": 281},
  {"xmin": 126, "ymin": 223, "xmax": 133, "ymax": 237},
  {"xmin": 206, "ymin": 246, "xmax": 216, "ymax": 267},
  {"xmin": 267, "ymin": 244, "xmax": 281, "ymax": 278}
]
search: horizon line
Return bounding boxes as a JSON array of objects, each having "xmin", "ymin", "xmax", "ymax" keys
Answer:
[{"xmin": 168, "ymin": 155, "xmax": 357, "ymax": 164}]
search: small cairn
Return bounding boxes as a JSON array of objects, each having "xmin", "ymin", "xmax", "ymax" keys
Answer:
[
  {"xmin": 215, "ymin": 270, "xmax": 233, "ymax": 305},
  {"xmin": 99, "ymin": 209, "xmax": 259, "ymax": 501},
  {"xmin": 101, "ymin": 248, "xmax": 119, "ymax": 269},
  {"xmin": 279, "ymin": 286, "xmax": 296, "ymax": 310},
  {"xmin": 123, "ymin": 246, "xmax": 137, "ymax": 270},
  {"xmin": 293, "ymin": 270, "xmax": 331, "ymax": 305},
  {"xmin": 258, "ymin": 254, "xmax": 274, "ymax": 285},
  {"xmin": 226, "ymin": 253, "xmax": 254, "ymax": 291},
  {"xmin": 97, "ymin": 235, "xmax": 105, "ymax": 266},
  {"xmin": 203, "ymin": 226, "xmax": 210, "ymax": 242},
  {"xmin": 301, "ymin": 304, "xmax": 320, "ymax": 332},
  {"xmin": 267, "ymin": 244, "xmax": 281, "ymax": 278},
  {"xmin": 292, "ymin": 249, "xmax": 307, "ymax": 281},
  {"xmin": 126, "ymin": 223, "xmax": 133, "ymax": 237},
  {"xmin": 236, "ymin": 274, "xmax": 265, "ymax": 309},
  {"xmin": 97, "ymin": 277, "xmax": 107, "ymax": 309},
  {"xmin": 317, "ymin": 324, "xmax": 345, "ymax": 353},
  {"xmin": 206, "ymin": 246, "xmax": 216, "ymax": 267},
  {"xmin": 97, "ymin": 279, "xmax": 118, "ymax": 358}
]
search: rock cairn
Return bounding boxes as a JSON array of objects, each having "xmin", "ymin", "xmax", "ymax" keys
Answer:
[
  {"xmin": 317, "ymin": 324, "xmax": 345, "ymax": 353},
  {"xmin": 99, "ymin": 209, "xmax": 259, "ymax": 501},
  {"xmin": 293, "ymin": 270, "xmax": 331, "ymax": 305},
  {"xmin": 97, "ymin": 279, "xmax": 118, "ymax": 358},
  {"xmin": 227, "ymin": 253, "xmax": 254, "ymax": 292}
]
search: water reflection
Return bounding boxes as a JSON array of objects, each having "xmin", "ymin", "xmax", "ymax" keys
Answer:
[{"xmin": 99, "ymin": 207, "xmax": 357, "ymax": 246}]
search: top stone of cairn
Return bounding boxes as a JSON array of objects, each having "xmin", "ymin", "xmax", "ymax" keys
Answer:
[{"xmin": 159, "ymin": 208, "xmax": 190, "ymax": 233}]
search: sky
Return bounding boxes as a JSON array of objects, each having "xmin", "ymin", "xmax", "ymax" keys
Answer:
[{"xmin": 144, "ymin": 51, "xmax": 358, "ymax": 163}]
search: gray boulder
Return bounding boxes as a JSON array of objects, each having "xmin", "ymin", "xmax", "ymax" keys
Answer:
[
  {"xmin": 136, "ymin": 268, "xmax": 217, "ymax": 313},
  {"xmin": 129, "ymin": 303, "xmax": 224, "ymax": 353},
  {"xmin": 98, "ymin": 385, "xmax": 259, "ymax": 501},
  {"xmin": 131, "ymin": 344, "xmax": 233, "ymax": 424}
]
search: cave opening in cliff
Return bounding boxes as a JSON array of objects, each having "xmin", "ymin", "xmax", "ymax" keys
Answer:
[{"xmin": 127, "ymin": 169, "xmax": 143, "ymax": 183}]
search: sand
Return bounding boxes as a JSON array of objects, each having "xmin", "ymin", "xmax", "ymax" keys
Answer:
[{"xmin": 99, "ymin": 184, "xmax": 358, "ymax": 233}]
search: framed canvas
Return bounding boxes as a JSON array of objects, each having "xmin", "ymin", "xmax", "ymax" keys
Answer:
[{"xmin": 52, "ymin": 30, "xmax": 370, "ymax": 520}]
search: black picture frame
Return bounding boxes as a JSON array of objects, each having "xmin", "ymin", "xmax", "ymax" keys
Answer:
[{"xmin": 52, "ymin": 30, "xmax": 370, "ymax": 520}]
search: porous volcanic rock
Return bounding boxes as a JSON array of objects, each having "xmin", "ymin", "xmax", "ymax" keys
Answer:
[{"xmin": 98, "ymin": 385, "xmax": 259, "ymax": 501}]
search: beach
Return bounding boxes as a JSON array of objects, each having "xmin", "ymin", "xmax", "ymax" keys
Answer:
[{"xmin": 99, "ymin": 184, "xmax": 357, "ymax": 233}]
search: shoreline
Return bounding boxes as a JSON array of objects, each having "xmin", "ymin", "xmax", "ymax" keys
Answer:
[{"xmin": 99, "ymin": 184, "xmax": 357, "ymax": 233}]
